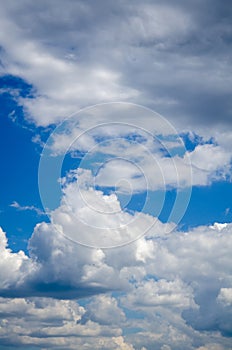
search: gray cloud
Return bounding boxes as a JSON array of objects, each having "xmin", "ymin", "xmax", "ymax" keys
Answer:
[{"xmin": 0, "ymin": 0, "xmax": 231, "ymax": 133}]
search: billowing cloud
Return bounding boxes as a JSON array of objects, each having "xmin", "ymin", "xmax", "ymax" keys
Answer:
[
  {"xmin": 0, "ymin": 296, "xmax": 134, "ymax": 349},
  {"xmin": 123, "ymin": 278, "xmax": 197, "ymax": 310},
  {"xmin": 0, "ymin": 227, "xmax": 34, "ymax": 293},
  {"xmin": 0, "ymin": 218, "xmax": 232, "ymax": 348}
]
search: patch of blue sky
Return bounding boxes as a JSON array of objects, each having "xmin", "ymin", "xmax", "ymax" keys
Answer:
[
  {"xmin": 61, "ymin": 152, "xmax": 82, "ymax": 177},
  {"xmin": 125, "ymin": 132, "xmax": 148, "ymax": 143},
  {"xmin": 95, "ymin": 181, "xmax": 232, "ymax": 231},
  {"xmin": 0, "ymin": 95, "xmax": 47, "ymax": 252},
  {"xmin": 180, "ymin": 181, "xmax": 232, "ymax": 230},
  {"xmin": 180, "ymin": 132, "xmax": 216, "ymax": 151},
  {"xmin": 157, "ymin": 132, "xmax": 216, "ymax": 158},
  {"xmin": 39, "ymin": 153, "xmax": 65, "ymax": 210},
  {"xmin": 0, "ymin": 74, "xmax": 34, "ymax": 98},
  {"xmin": 154, "ymin": 133, "xmax": 186, "ymax": 157},
  {"xmin": 67, "ymin": 151, "xmax": 117, "ymax": 176},
  {"xmin": 1, "ymin": 206, "xmax": 47, "ymax": 254},
  {"xmin": 143, "ymin": 274, "xmax": 159, "ymax": 281},
  {"xmin": 94, "ymin": 187, "xmax": 171, "ymax": 222},
  {"xmin": 125, "ymin": 191, "xmax": 164, "ymax": 216}
]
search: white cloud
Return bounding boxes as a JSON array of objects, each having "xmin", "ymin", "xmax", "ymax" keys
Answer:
[
  {"xmin": 108, "ymin": 142, "xmax": 232, "ymax": 189},
  {"xmin": 39, "ymin": 108, "xmax": 231, "ymax": 198},
  {"xmin": 196, "ymin": 345, "xmax": 225, "ymax": 350},
  {"xmin": 50, "ymin": 168, "xmax": 164, "ymax": 247},
  {"xmin": 1, "ymin": 156, "xmax": 232, "ymax": 348},
  {"xmin": 0, "ymin": 3, "xmax": 139, "ymax": 126},
  {"xmin": 82, "ymin": 295, "xmax": 126, "ymax": 326},
  {"xmin": 123, "ymin": 278, "xmax": 197, "ymax": 310},
  {"xmin": 0, "ymin": 227, "xmax": 33, "ymax": 291},
  {"xmin": 185, "ymin": 144, "xmax": 231, "ymax": 184},
  {"xmin": 10, "ymin": 201, "xmax": 45, "ymax": 216},
  {"xmin": 112, "ymin": 336, "xmax": 135, "ymax": 350},
  {"xmin": 217, "ymin": 288, "xmax": 232, "ymax": 306},
  {"xmin": 0, "ymin": 218, "xmax": 232, "ymax": 348},
  {"xmin": 0, "ymin": 296, "xmax": 128, "ymax": 349},
  {"xmin": 28, "ymin": 221, "xmax": 125, "ymax": 294}
]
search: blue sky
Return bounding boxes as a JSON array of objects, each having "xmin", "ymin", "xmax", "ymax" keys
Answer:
[{"xmin": 0, "ymin": 1, "xmax": 232, "ymax": 349}]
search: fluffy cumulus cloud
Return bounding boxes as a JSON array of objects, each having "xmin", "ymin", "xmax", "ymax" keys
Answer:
[
  {"xmin": 0, "ymin": 296, "xmax": 133, "ymax": 349},
  {"xmin": 0, "ymin": 217, "xmax": 232, "ymax": 348},
  {"xmin": 217, "ymin": 288, "xmax": 232, "ymax": 306},
  {"xmin": 0, "ymin": 227, "xmax": 34, "ymax": 293},
  {"xmin": 123, "ymin": 278, "xmax": 197, "ymax": 310}
]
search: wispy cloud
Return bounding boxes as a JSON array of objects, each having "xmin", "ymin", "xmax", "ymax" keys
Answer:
[{"xmin": 10, "ymin": 201, "xmax": 45, "ymax": 216}]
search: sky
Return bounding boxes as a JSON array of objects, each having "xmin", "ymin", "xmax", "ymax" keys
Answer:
[{"xmin": 0, "ymin": 0, "xmax": 232, "ymax": 349}]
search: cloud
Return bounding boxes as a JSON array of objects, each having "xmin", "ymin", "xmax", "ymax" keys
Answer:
[
  {"xmin": 81, "ymin": 295, "xmax": 126, "ymax": 326},
  {"xmin": 46, "ymin": 167, "xmax": 169, "ymax": 247},
  {"xmin": 196, "ymin": 345, "xmax": 226, "ymax": 350},
  {"xmin": 10, "ymin": 201, "xmax": 45, "ymax": 216},
  {"xmin": 217, "ymin": 288, "xmax": 232, "ymax": 306},
  {"xmin": 0, "ymin": 227, "xmax": 33, "ymax": 292},
  {"xmin": 0, "ymin": 215, "xmax": 232, "ymax": 348},
  {"xmin": 28, "ymin": 108, "xmax": 232, "ymax": 189},
  {"xmin": 0, "ymin": 0, "xmax": 231, "ymax": 136},
  {"xmin": 1, "ymin": 141, "xmax": 232, "ymax": 347},
  {"xmin": 37, "ymin": 103, "xmax": 231, "ymax": 200},
  {"xmin": 0, "ymin": 224, "xmax": 125, "ymax": 299},
  {"xmin": 112, "ymin": 336, "xmax": 135, "ymax": 350},
  {"xmin": 94, "ymin": 142, "xmax": 231, "ymax": 189},
  {"xmin": 123, "ymin": 278, "xmax": 197, "ymax": 310},
  {"xmin": 27, "ymin": 221, "xmax": 126, "ymax": 297},
  {"xmin": 0, "ymin": 296, "xmax": 132, "ymax": 349}
]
